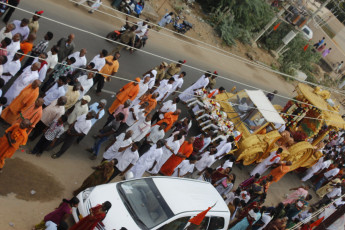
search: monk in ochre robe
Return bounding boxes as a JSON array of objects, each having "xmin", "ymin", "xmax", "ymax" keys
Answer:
[
  {"xmin": 268, "ymin": 161, "xmax": 292, "ymax": 183},
  {"xmin": 160, "ymin": 137, "xmax": 195, "ymax": 176},
  {"xmin": 108, "ymin": 78, "xmax": 140, "ymax": 114},
  {"xmin": 19, "ymin": 33, "xmax": 36, "ymax": 61},
  {"xmin": 139, "ymin": 92, "xmax": 158, "ymax": 115},
  {"xmin": 1, "ymin": 80, "xmax": 41, "ymax": 124},
  {"xmin": 15, "ymin": 98, "xmax": 44, "ymax": 134},
  {"xmin": 0, "ymin": 119, "xmax": 31, "ymax": 171},
  {"xmin": 155, "ymin": 110, "xmax": 181, "ymax": 132}
]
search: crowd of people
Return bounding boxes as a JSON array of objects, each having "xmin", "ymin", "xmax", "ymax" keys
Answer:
[{"xmin": 0, "ymin": 3, "xmax": 344, "ymax": 230}]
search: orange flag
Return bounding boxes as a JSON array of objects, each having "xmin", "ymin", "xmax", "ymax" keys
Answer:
[
  {"xmin": 188, "ymin": 203, "xmax": 216, "ymax": 225},
  {"xmin": 273, "ymin": 22, "xmax": 281, "ymax": 31},
  {"xmin": 303, "ymin": 43, "xmax": 309, "ymax": 51},
  {"xmin": 310, "ymin": 217, "xmax": 324, "ymax": 228}
]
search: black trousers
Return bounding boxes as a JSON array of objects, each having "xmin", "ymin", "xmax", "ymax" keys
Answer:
[
  {"xmin": 151, "ymin": 111, "xmax": 161, "ymax": 124},
  {"xmin": 93, "ymin": 74, "xmax": 105, "ymax": 93},
  {"xmin": 138, "ymin": 139, "xmax": 152, "ymax": 156},
  {"xmin": 21, "ymin": 52, "xmax": 38, "ymax": 71},
  {"xmin": 52, "ymin": 128, "xmax": 81, "ymax": 157},
  {"xmin": 107, "ymin": 166, "xmax": 121, "ymax": 183},
  {"xmin": 32, "ymin": 136, "xmax": 51, "ymax": 154},
  {"xmin": 29, "ymin": 121, "xmax": 47, "ymax": 141},
  {"xmin": 2, "ymin": 0, "xmax": 19, "ymax": 24}
]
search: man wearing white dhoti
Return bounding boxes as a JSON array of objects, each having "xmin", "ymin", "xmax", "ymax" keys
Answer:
[
  {"xmin": 178, "ymin": 71, "xmax": 211, "ymax": 102},
  {"xmin": 250, "ymin": 148, "xmax": 283, "ymax": 176},
  {"xmin": 129, "ymin": 140, "xmax": 165, "ymax": 179},
  {"xmin": 4, "ymin": 62, "xmax": 40, "ymax": 105},
  {"xmin": 149, "ymin": 133, "xmax": 182, "ymax": 174}
]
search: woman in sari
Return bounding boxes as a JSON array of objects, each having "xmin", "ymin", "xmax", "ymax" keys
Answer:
[
  {"xmin": 33, "ymin": 197, "xmax": 80, "ymax": 230},
  {"xmin": 73, "ymin": 160, "xmax": 115, "ymax": 196},
  {"xmin": 70, "ymin": 201, "xmax": 112, "ymax": 230}
]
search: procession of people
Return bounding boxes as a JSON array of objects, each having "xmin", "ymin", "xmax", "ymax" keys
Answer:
[{"xmin": 0, "ymin": 2, "xmax": 344, "ymax": 230}]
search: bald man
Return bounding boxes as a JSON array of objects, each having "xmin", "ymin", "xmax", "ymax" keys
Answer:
[
  {"xmin": 16, "ymin": 97, "xmax": 44, "ymax": 134},
  {"xmin": 0, "ymin": 119, "xmax": 31, "ymax": 172},
  {"xmin": 68, "ymin": 48, "xmax": 87, "ymax": 68},
  {"xmin": 4, "ymin": 62, "xmax": 40, "ymax": 104},
  {"xmin": 56, "ymin": 33, "xmax": 75, "ymax": 62}
]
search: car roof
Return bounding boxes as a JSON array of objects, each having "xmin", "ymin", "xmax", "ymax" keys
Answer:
[{"xmin": 152, "ymin": 177, "xmax": 230, "ymax": 215}]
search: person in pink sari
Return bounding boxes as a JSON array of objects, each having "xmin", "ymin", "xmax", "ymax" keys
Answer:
[{"xmin": 283, "ymin": 186, "xmax": 309, "ymax": 205}]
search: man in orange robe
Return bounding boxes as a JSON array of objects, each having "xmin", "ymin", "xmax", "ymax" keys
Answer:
[
  {"xmin": 268, "ymin": 161, "xmax": 292, "ymax": 183},
  {"xmin": 15, "ymin": 97, "xmax": 44, "ymax": 134},
  {"xmin": 0, "ymin": 119, "xmax": 31, "ymax": 172},
  {"xmin": 20, "ymin": 33, "xmax": 36, "ymax": 61},
  {"xmin": 139, "ymin": 92, "xmax": 158, "ymax": 115},
  {"xmin": 1, "ymin": 80, "xmax": 41, "ymax": 124},
  {"xmin": 155, "ymin": 109, "xmax": 181, "ymax": 132},
  {"xmin": 108, "ymin": 78, "xmax": 140, "ymax": 114},
  {"xmin": 160, "ymin": 137, "xmax": 195, "ymax": 176}
]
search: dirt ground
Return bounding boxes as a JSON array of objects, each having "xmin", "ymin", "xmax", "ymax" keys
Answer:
[
  {"xmin": 148, "ymin": 0, "xmax": 280, "ymax": 68},
  {"xmin": 0, "ymin": 158, "xmax": 64, "ymax": 202}
]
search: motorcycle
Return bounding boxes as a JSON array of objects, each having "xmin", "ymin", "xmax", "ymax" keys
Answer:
[
  {"xmin": 106, "ymin": 24, "xmax": 129, "ymax": 42},
  {"xmin": 173, "ymin": 16, "xmax": 193, "ymax": 34}
]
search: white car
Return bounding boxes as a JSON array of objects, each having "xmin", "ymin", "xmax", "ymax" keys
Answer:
[
  {"xmin": 73, "ymin": 177, "xmax": 230, "ymax": 230},
  {"xmin": 301, "ymin": 25, "xmax": 313, "ymax": 40}
]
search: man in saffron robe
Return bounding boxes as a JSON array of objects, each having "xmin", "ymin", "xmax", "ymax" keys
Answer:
[
  {"xmin": 268, "ymin": 161, "xmax": 292, "ymax": 183},
  {"xmin": 139, "ymin": 92, "xmax": 158, "ymax": 115},
  {"xmin": 1, "ymin": 79, "xmax": 41, "ymax": 124},
  {"xmin": 19, "ymin": 33, "xmax": 36, "ymax": 61},
  {"xmin": 160, "ymin": 136, "xmax": 195, "ymax": 176},
  {"xmin": 0, "ymin": 119, "xmax": 31, "ymax": 172},
  {"xmin": 155, "ymin": 109, "xmax": 181, "ymax": 132},
  {"xmin": 15, "ymin": 97, "xmax": 44, "ymax": 134},
  {"xmin": 108, "ymin": 78, "xmax": 140, "ymax": 114}
]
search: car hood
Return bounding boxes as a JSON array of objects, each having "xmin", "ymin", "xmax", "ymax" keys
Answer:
[{"xmin": 86, "ymin": 183, "xmax": 141, "ymax": 230}]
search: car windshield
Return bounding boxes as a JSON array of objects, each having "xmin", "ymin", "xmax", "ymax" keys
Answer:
[
  {"xmin": 302, "ymin": 28, "xmax": 309, "ymax": 35},
  {"xmin": 117, "ymin": 178, "xmax": 174, "ymax": 229}
]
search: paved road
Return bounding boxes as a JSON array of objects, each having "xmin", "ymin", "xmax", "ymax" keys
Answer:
[{"xmin": 0, "ymin": 1, "xmax": 315, "ymax": 229}]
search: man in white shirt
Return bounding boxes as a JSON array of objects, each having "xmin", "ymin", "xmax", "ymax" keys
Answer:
[
  {"xmin": 128, "ymin": 140, "xmax": 165, "ymax": 179},
  {"xmin": 131, "ymin": 75, "xmax": 150, "ymax": 106},
  {"xmin": 172, "ymin": 156, "xmax": 197, "ymax": 177},
  {"xmin": 90, "ymin": 49, "xmax": 107, "ymax": 71},
  {"xmin": 127, "ymin": 114, "xmax": 152, "ymax": 142},
  {"xmin": 250, "ymin": 148, "xmax": 282, "ymax": 176},
  {"xmin": 179, "ymin": 72, "xmax": 211, "ymax": 102},
  {"xmin": 135, "ymin": 20, "xmax": 148, "ymax": 39},
  {"xmin": 194, "ymin": 147, "xmax": 217, "ymax": 176},
  {"xmin": 119, "ymin": 102, "xmax": 147, "ymax": 133},
  {"xmin": 77, "ymin": 72, "xmax": 95, "ymax": 99},
  {"xmin": 11, "ymin": 18, "xmax": 30, "ymax": 40},
  {"xmin": 103, "ymin": 130, "xmax": 133, "ymax": 161},
  {"xmin": 110, "ymin": 143, "xmax": 140, "ymax": 182},
  {"xmin": 33, "ymin": 52, "xmax": 48, "ymax": 82},
  {"xmin": 215, "ymin": 136, "xmax": 234, "ymax": 160},
  {"xmin": 68, "ymin": 48, "xmax": 87, "ymax": 68},
  {"xmin": 46, "ymin": 46, "xmax": 59, "ymax": 73},
  {"xmin": 314, "ymin": 183, "xmax": 342, "ymax": 209},
  {"xmin": 51, "ymin": 111, "xmax": 95, "ymax": 159},
  {"xmin": 302, "ymin": 156, "xmax": 331, "ymax": 182},
  {"xmin": 0, "ymin": 51, "xmax": 21, "ymax": 84},
  {"xmin": 139, "ymin": 123, "xmax": 166, "ymax": 155},
  {"xmin": 151, "ymin": 97, "xmax": 179, "ymax": 123},
  {"xmin": 165, "ymin": 71, "xmax": 185, "ymax": 99},
  {"xmin": 30, "ymin": 96, "xmax": 67, "ymax": 141},
  {"xmin": 0, "ymin": 23, "xmax": 14, "ymax": 42},
  {"xmin": 149, "ymin": 133, "xmax": 182, "ymax": 174},
  {"xmin": 315, "ymin": 166, "xmax": 341, "ymax": 190},
  {"xmin": 198, "ymin": 132, "xmax": 212, "ymax": 153},
  {"xmin": 67, "ymin": 95, "xmax": 91, "ymax": 125},
  {"xmin": 5, "ymin": 62, "xmax": 40, "ymax": 105},
  {"xmin": 43, "ymin": 76, "xmax": 67, "ymax": 107},
  {"xmin": 6, "ymin": 33, "xmax": 21, "ymax": 59},
  {"xmin": 153, "ymin": 77, "xmax": 175, "ymax": 102}
]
